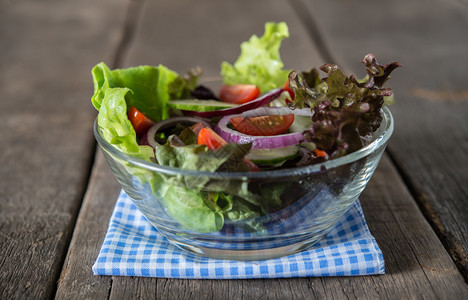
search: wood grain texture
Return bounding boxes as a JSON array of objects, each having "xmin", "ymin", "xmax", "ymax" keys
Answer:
[
  {"xmin": 355, "ymin": 156, "xmax": 468, "ymax": 298},
  {"xmin": 123, "ymin": 0, "xmax": 324, "ymax": 76},
  {"xmin": 46, "ymin": 0, "xmax": 468, "ymax": 299},
  {"xmin": 297, "ymin": 0, "xmax": 468, "ymax": 280},
  {"xmin": 0, "ymin": 0, "xmax": 127, "ymax": 298},
  {"xmin": 55, "ymin": 151, "xmax": 120, "ymax": 299},
  {"xmin": 88, "ymin": 0, "xmax": 467, "ymax": 298}
]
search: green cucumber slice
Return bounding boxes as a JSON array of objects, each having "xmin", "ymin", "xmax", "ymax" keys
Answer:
[
  {"xmin": 245, "ymin": 146, "xmax": 299, "ymax": 166},
  {"xmin": 168, "ymin": 99, "xmax": 237, "ymax": 112}
]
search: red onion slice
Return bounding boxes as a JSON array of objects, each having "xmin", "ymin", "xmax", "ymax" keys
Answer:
[
  {"xmin": 214, "ymin": 107, "xmax": 312, "ymax": 149},
  {"xmin": 145, "ymin": 116, "xmax": 210, "ymax": 149},
  {"xmin": 182, "ymin": 88, "xmax": 283, "ymax": 118}
]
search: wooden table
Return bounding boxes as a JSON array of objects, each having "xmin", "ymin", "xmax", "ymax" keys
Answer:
[{"xmin": 1, "ymin": 0, "xmax": 467, "ymax": 298}]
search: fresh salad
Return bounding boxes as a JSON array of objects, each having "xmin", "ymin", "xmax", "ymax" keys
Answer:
[{"xmin": 92, "ymin": 22, "xmax": 401, "ymax": 233}]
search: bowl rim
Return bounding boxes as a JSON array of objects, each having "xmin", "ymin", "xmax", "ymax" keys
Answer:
[{"xmin": 94, "ymin": 106, "xmax": 394, "ymax": 179}]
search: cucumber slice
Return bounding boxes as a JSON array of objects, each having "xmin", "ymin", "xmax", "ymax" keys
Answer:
[
  {"xmin": 245, "ymin": 146, "xmax": 299, "ymax": 166},
  {"xmin": 168, "ymin": 99, "xmax": 237, "ymax": 112}
]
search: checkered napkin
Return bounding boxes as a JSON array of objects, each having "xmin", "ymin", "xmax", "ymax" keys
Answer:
[{"xmin": 93, "ymin": 190, "xmax": 384, "ymax": 278}]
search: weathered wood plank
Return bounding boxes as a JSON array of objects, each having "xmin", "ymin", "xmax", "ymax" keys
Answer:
[
  {"xmin": 296, "ymin": 0, "xmax": 468, "ymax": 280},
  {"xmin": 123, "ymin": 0, "xmax": 324, "ymax": 75},
  {"xmin": 55, "ymin": 151, "xmax": 120, "ymax": 299},
  {"xmin": 56, "ymin": 0, "xmax": 468, "ymax": 299},
  {"xmin": 0, "ymin": 0, "xmax": 127, "ymax": 298},
  {"xmin": 351, "ymin": 156, "xmax": 468, "ymax": 298}
]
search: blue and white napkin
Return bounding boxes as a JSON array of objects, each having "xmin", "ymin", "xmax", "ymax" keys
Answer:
[{"xmin": 93, "ymin": 190, "xmax": 384, "ymax": 278}]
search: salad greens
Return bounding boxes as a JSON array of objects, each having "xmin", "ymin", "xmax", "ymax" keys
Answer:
[
  {"xmin": 92, "ymin": 63, "xmax": 182, "ymax": 122},
  {"xmin": 96, "ymin": 87, "xmax": 154, "ymax": 161},
  {"xmin": 289, "ymin": 54, "xmax": 401, "ymax": 159},
  {"xmin": 158, "ymin": 185, "xmax": 224, "ymax": 233},
  {"xmin": 155, "ymin": 136, "xmax": 252, "ymax": 173},
  {"xmin": 221, "ymin": 22, "xmax": 290, "ymax": 93},
  {"xmin": 92, "ymin": 22, "xmax": 400, "ymax": 233}
]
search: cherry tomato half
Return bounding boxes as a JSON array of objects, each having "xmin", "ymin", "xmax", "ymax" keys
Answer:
[
  {"xmin": 197, "ymin": 128, "xmax": 227, "ymax": 150},
  {"xmin": 127, "ymin": 106, "xmax": 155, "ymax": 137},
  {"xmin": 230, "ymin": 114, "xmax": 295, "ymax": 136},
  {"xmin": 219, "ymin": 84, "xmax": 261, "ymax": 104}
]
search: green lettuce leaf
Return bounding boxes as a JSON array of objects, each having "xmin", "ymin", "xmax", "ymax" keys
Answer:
[
  {"xmin": 91, "ymin": 62, "xmax": 186, "ymax": 167},
  {"xmin": 155, "ymin": 137, "xmax": 252, "ymax": 174},
  {"xmin": 97, "ymin": 87, "xmax": 155, "ymax": 162},
  {"xmin": 92, "ymin": 62, "xmax": 179, "ymax": 122},
  {"xmin": 221, "ymin": 22, "xmax": 290, "ymax": 93},
  {"xmin": 158, "ymin": 183, "xmax": 224, "ymax": 233}
]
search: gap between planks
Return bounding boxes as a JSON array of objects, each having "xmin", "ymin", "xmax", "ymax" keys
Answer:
[
  {"xmin": 112, "ymin": 0, "xmax": 146, "ymax": 69},
  {"xmin": 387, "ymin": 148, "xmax": 468, "ymax": 282},
  {"xmin": 288, "ymin": 0, "xmax": 336, "ymax": 65},
  {"xmin": 54, "ymin": 0, "xmax": 147, "ymax": 298}
]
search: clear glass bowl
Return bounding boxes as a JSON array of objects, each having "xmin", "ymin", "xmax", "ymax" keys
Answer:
[{"xmin": 94, "ymin": 107, "xmax": 393, "ymax": 260}]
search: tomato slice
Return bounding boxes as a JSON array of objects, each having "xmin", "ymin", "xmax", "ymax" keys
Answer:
[
  {"xmin": 197, "ymin": 128, "xmax": 227, "ymax": 150},
  {"xmin": 283, "ymin": 81, "xmax": 295, "ymax": 100},
  {"xmin": 230, "ymin": 114, "xmax": 295, "ymax": 136},
  {"xmin": 128, "ymin": 106, "xmax": 155, "ymax": 137},
  {"xmin": 219, "ymin": 84, "xmax": 261, "ymax": 104}
]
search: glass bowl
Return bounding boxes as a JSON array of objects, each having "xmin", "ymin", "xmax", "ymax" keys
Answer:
[{"xmin": 94, "ymin": 106, "xmax": 393, "ymax": 260}]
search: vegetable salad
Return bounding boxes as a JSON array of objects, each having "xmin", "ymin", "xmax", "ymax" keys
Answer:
[{"xmin": 92, "ymin": 22, "xmax": 400, "ymax": 232}]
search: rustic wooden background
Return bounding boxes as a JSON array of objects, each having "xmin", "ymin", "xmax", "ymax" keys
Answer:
[{"xmin": 1, "ymin": 0, "xmax": 467, "ymax": 298}]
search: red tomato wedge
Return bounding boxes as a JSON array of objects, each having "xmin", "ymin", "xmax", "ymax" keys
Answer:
[
  {"xmin": 128, "ymin": 106, "xmax": 155, "ymax": 137},
  {"xmin": 197, "ymin": 128, "xmax": 227, "ymax": 150},
  {"xmin": 283, "ymin": 81, "xmax": 295, "ymax": 100},
  {"xmin": 219, "ymin": 84, "xmax": 261, "ymax": 104},
  {"xmin": 230, "ymin": 114, "xmax": 295, "ymax": 136}
]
